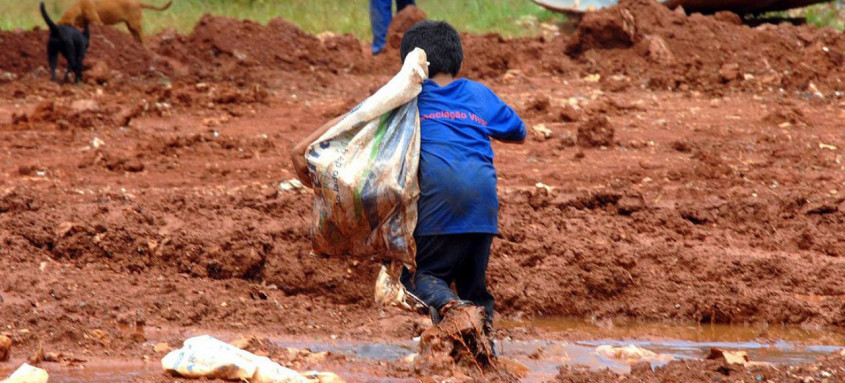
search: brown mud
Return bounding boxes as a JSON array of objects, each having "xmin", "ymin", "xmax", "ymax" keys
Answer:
[{"xmin": 1, "ymin": 0, "xmax": 845, "ymax": 381}]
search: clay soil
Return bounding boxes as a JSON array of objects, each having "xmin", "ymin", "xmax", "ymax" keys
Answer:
[{"xmin": 1, "ymin": 0, "xmax": 845, "ymax": 381}]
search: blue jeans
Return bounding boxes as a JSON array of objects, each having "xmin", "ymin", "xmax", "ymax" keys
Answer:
[
  {"xmin": 369, "ymin": 0, "xmax": 416, "ymax": 55},
  {"xmin": 401, "ymin": 233, "xmax": 495, "ymax": 322}
]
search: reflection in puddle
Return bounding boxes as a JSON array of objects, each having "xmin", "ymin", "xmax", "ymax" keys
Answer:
[{"xmin": 273, "ymin": 339, "xmax": 417, "ymax": 361}]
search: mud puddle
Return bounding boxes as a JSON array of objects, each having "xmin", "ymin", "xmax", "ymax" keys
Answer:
[
  {"xmin": 503, "ymin": 318, "xmax": 845, "ymax": 380},
  {"xmin": 273, "ymin": 319, "xmax": 844, "ymax": 382},
  {"xmin": 2, "ymin": 321, "xmax": 841, "ymax": 382}
]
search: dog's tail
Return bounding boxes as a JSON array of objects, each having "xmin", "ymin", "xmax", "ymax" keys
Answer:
[
  {"xmin": 139, "ymin": 0, "xmax": 172, "ymax": 11},
  {"xmin": 39, "ymin": 2, "xmax": 58, "ymax": 33}
]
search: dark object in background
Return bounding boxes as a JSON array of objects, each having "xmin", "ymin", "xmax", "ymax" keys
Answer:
[
  {"xmin": 534, "ymin": 0, "xmax": 833, "ymax": 16},
  {"xmin": 40, "ymin": 1, "xmax": 90, "ymax": 83},
  {"xmin": 663, "ymin": 0, "xmax": 832, "ymax": 15}
]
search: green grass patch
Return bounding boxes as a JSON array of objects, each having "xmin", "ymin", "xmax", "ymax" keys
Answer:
[
  {"xmin": 757, "ymin": 2, "xmax": 844, "ymax": 30},
  {"xmin": 805, "ymin": 2, "xmax": 845, "ymax": 30},
  {"xmin": 1, "ymin": 0, "xmax": 565, "ymax": 38}
]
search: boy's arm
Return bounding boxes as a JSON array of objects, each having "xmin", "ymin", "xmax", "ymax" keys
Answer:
[
  {"xmin": 482, "ymin": 87, "xmax": 527, "ymax": 145},
  {"xmin": 489, "ymin": 119, "xmax": 526, "ymax": 145},
  {"xmin": 492, "ymin": 134, "xmax": 525, "ymax": 145},
  {"xmin": 290, "ymin": 115, "xmax": 344, "ymax": 189}
]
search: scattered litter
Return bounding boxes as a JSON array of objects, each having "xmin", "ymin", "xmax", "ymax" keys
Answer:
[
  {"xmin": 279, "ymin": 179, "xmax": 304, "ymax": 192},
  {"xmin": 153, "ymin": 342, "xmax": 170, "ymax": 354},
  {"xmin": 535, "ymin": 182, "xmax": 554, "ymax": 193},
  {"xmin": 1, "ymin": 363, "xmax": 48, "ymax": 383},
  {"xmin": 584, "ymin": 74, "xmax": 601, "ymax": 83},
  {"xmin": 91, "ymin": 137, "xmax": 105, "ymax": 149},
  {"xmin": 302, "ymin": 372, "xmax": 344, "ymax": 383},
  {"xmin": 400, "ymin": 353, "xmax": 418, "ymax": 364},
  {"xmin": 707, "ymin": 347, "xmax": 749, "ymax": 365},
  {"xmin": 595, "ymin": 345, "xmax": 674, "ymax": 365},
  {"xmin": 531, "ymin": 124, "xmax": 553, "ymax": 140},
  {"xmin": 374, "ymin": 265, "xmax": 419, "ymax": 311},
  {"xmin": 819, "ymin": 143, "xmax": 838, "ymax": 150},
  {"xmin": 162, "ymin": 335, "xmax": 343, "ymax": 383}
]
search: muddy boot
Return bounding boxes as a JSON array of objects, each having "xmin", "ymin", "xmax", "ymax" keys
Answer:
[
  {"xmin": 482, "ymin": 318, "xmax": 499, "ymax": 358},
  {"xmin": 434, "ymin": 300, "xmax": 474, "ymax": 324}
]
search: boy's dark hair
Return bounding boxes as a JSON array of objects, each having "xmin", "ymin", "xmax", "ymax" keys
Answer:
[{"xmin": 400, "ymin": 20, "xmax": 463, "ymax": 77}]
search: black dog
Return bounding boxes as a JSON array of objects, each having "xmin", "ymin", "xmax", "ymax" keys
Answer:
[{"xmin": 40, "ymin": 2, "xmax": 90, "ymax": 84}]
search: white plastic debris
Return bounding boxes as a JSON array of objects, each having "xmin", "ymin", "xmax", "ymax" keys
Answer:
[
  {"xmin": 535, "ymin": 182, "xmax": 554, "ymax": 193},
  {"xmin": 279, "ymin": 179, "xmax": 304, "ymax": 192},
  {"xmin": 531, "ymin": 124, "xmax": 553, "ymax": 140},
  {"xmin": 595, "ymin": 344, "xmax": 674, "ymax": 365},
  {"xmin": 92, "ymin": 137, "xmax": 105, "ymax": 149},
  {"xmin": 374, "ymin": 265, "xmax": 419, "ymax": 311},
  {"xmin": 162, "ymin": 335, "xmax": 318, "ymax": 383},
  {"xmin": 1, "ymin": 363, "xmax": 49, "ymax": 383}
]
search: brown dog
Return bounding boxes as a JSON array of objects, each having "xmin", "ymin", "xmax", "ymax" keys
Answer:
[{"xmin": 58, "ymin": 0, "xmax": 172, "ymax": 44}]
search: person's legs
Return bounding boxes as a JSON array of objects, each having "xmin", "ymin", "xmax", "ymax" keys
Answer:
[
  {"xmin": 401, "ymin": 235, "xmax": 464, "ymax": 315},
  {"xmin": 395, "ymin": 0, "xmax": 416, "ymax": 12},
  {"xmin": 369, "ymin": 0, "xmax": 392, "ymax": 55},
  {"xmin": 454, "ymin": 234, "xmax": 495, "ymax": 324},
  {"xmin": 454, "ymin": 233, "xmax": 497, "ymax": 355}
]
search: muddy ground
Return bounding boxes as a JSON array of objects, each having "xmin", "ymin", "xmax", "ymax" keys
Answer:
[{"xmin": 1, "ymin": 0, "xmax": 845, "ymax": 381}]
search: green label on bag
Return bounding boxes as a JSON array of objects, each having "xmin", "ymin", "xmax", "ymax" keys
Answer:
[{"xmin": 352, "ymin": 112, "xmax": 391, "ymax": 218}]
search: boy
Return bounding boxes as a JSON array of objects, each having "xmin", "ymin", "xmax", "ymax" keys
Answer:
[
  {"xmin": 291, "ymin": 20, "xmax": 525, "ymax": 348},
  {"xmin": 395, "ymin": 20, "xmax": 525, "ymax": 342}
]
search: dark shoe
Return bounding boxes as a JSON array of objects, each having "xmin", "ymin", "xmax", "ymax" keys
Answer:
[{"xmin": 428, "ymin": 305, "xmax": 442, "ymax": 325}]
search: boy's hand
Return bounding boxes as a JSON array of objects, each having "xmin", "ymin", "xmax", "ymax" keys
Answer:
[
  {"xmin": 290, "ymin": 146, "xmax": 313, "ymax": 189},
  {"xmin": 289, "ymin": 115, "xmax": 345, "ymax": 189}
]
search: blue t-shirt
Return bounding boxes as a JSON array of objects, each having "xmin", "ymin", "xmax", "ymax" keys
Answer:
[{"xmin": 415, "ymin": 78, "xmax": 526, "ymax": 236}]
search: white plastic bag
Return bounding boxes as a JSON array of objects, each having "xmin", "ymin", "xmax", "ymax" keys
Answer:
[
  {"xmin": 162, "ymin": 335, "xmax": 308, "ymax": 383},
  {"xmin": 1, "ymin": 363, "xmax": 48, "ymax": 383},
  {"xmin": 306, "ymin": 48, "xmax": 428, "ymax": 269}
]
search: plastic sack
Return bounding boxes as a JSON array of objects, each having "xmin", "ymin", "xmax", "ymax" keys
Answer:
[
  {"xmin": 1, "ymin": 363, "xmax": 49, "ymax": 383},
  {"xmin": 305, "ymin": 48, "xmax": 428, "ymax": 268},
  {"xmin": 161, "ymin": 335, "xmax": 310, "ymax": 383}
]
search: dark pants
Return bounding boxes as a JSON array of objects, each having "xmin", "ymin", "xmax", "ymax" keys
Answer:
[
  {"xmin": 400, "ymin": 233, "xmax": 495, "ymax": 323},
  {"xmin": 369, "ymin": 0, "xmax": 416, "ymax": 55}
]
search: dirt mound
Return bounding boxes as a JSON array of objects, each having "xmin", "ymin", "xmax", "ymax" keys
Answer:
[
  {"xmin": 387, "ymin": 5, "xmax": 427, "ymax": 50},
  {"xmin": 463, "ymin": 34, "xmax": 561, "ymax": 79},
  {"xmin": 157, "ymin": 15, "xmax": 373, "ymax": 77},
  {"xmin": 577, "ymin": 116, "xmax": 614, "ymax": 147},
  {"xmin": 0, "ymin": 29, "xmax": 44, "ymax": 75},
  {"xmin": 565, "ymin": 0, "xmax": 845, "ymax": 93},
  {"xmin": 0, "ymin": 25, "xmax": 159, "ymax": 77},
  {"xmin": 87, "ymin": 25, "xmax": 161, "ymax": 76},
  {"xmin": 0, "ymin": 15, "xmax": 571, "ymax": 82},
  {"xmin": 1, "ymin": 16, "xmax": 373, "ymax": 80},
  {"xmin": 18, "ymin": 99, "xmax": 128, "ymax": 130}
]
